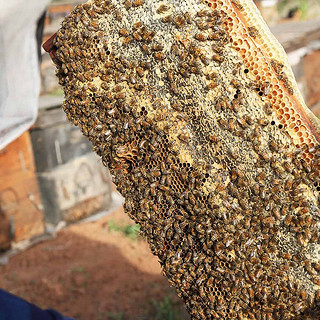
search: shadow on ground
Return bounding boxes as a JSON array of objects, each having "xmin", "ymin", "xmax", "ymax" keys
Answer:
[{"xmin": 0, "ymin": 208, "xmax": 190, "ymax": 320}]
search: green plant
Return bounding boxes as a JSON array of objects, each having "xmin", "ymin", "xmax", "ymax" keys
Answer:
[
  {"xmin": 152, "ymin": 296, "xmax": 181, "ymax": 320},
  {"xmin": 105, "ymin": 312, "xmax": 123, "ymax": 320},
  {"xmin": 49, "ymin": 87, "xmax": 64, "ymax": 96},
  {"xmin": 299, "ymin": 0, "xmax": 308, "ymax": 19},
  {"xmin": 277, "ymin": 0, "xmax": 308, "ymax": 19},
  {"xmin": 108, "ymin": 220, "xmax": 140, "ymax": 240},
  {"xmin": 70, "ymin": 266, "xmax": 85, "ymax": 273}
]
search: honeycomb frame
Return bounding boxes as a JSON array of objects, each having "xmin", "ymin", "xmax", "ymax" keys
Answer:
[{"xmin": 45, "ymin": 0, "xmax": 320, "ymax": 319}]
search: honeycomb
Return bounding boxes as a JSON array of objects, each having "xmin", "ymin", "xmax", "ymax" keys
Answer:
[{"xmin": 44, "ymin": 0, "xmax": 320, "ymax": 318}]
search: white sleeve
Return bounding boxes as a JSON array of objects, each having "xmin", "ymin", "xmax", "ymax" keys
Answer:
[{"xmin": 0, "ymin": 0, "xmax": 50, "ymax": 150}]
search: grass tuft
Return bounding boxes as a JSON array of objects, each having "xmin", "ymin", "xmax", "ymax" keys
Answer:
[
  {"xmin": 152, "ymin": 296, "xmax": 183, "ymax": 320},
  {"xmin": 108, "ymin": 220, "xmax": 141, "ymax": 240}
]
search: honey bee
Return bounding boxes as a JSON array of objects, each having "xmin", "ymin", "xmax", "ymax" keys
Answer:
[
  {"xmin": 206, "ymin": 81, "xmax": 217, "ymax": 90},
  {"xmin": 179, "ymin": 68, "xmax": 190, "ymax": 78},
  {"xmin": 228, "ymin": 119, "xmax": 236, "ymax": 131},
  {"xmin": 195, "ymin": 33, "xmax": 207, "ymax": 42},
  {"xmin": 263, "ymin": 82, "xmax": 270, "ymax": 96},
  {"xmin": 154, "ymin": 52, "xmax": 165, "ymax": 61},
  {"xmin": 170, "ymin": 82, "xmax": 178, "ymax": 94},
  {"xmin": 208, "ymin": 32, "xmax": 220, "ymax": 41},
  {"xmin": 122, "ymin": 36, "xmax": 133, "ymax": 45},
  {"xmin": 140, "ymin": 61, "xmax": 151, "ymax": 69},
  {"xmin": 119, "ymin": 28, "xmax": 129, "ymax": 36},
  {"xmin": 152, "ymin": 44, "xmax": 164, "ymax": 51},
  {"xmin": 212, "ymin": 54, "xmax": 224, "ymax": 63},
  {"xmin": 124, "ymin": 0, "xmax": 132, "ymax": 9},
  {"xmin": 314, "ymin": 277, "xmax": 320, "ymax": 286},
  {"xmin": 171, "ymin": 44, "xmax": 181, "ymax": 56},
  {"xmin": 133, "ymin": 31, "xmax": 143, "ymax": 41},
  {"xmin": 114, "ymin": 10, "xmax": 122, "ymax": 22},
  {"xmin": 173, "ymin": 15, "xmax": 186, "ymax": 28},
  {"xmin": 195, "ymin": 19, "xmax": 210, "ymax": 30},
  {"xmin": 133, "ymin": 0, "xmax": 144, "ymax": 6},
  {"xmin": 184, "ymin": 12, "xmax": 192, "ymax": 24},
  {"xmin": 200, "ymin": 54, "xmax": 210, "ymax": 66},
  {"xmin": 140, "ymin": 44, "xmax": 150, "ymax": 55},
  {"xmin": 197, "ymin": 9, "xmax": 210, "ymax": 17},
  {"xmin": 231, "ymin": 0, "xmax": 243, "ymax": 10},
  {"xmin": 162, "ymin": 15, "xmax": 173, "ymax": 23},
  {"xmin": 281, "ymin": 77, "xmax": 294, "ymax": 95},
  {"xmin": 178, "ymin": 133, "xmax": 190, "ymax": 142},
  {"xmin": 134, "ymin": 83, "xmax": 144, "ymax": 91},
  {"xmin": 142, "ymin": 29, "xmax": 156, "ymax": 42},
  {"xmin": 248, "ymin": 26, "xmax": 259, "ymax": 38},
  {"xmin": 157, "ymin": 4, "xmax": 170, "ymax": 14}
]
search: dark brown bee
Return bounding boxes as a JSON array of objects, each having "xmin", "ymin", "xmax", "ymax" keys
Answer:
[
  {"xmin": 141, "ymin": 44, "xmax": 151, "ymax": 55},
  {"xmin": 206, "ymin": 81, "xmax": 217, "ymax": 90},
  {"xmin": 248, "ymin": 26, "xmax": 259, "ymax": 38},
  {"xmin": 134, "ymin": 83, "xmax": 144, "ymax": 91},
  {"xmin": 258, "ymin": 118, "xmax": 269, "ymax": 126},
  {"xmin": 152, "ymin": 44, "xmax": 164, "ymax": 51},
  {"xmin": 206, "ymin": 72, "xmax": 217, "ymax": 80},
  {"xmin": 227, "ymin": 148, "xmax": 237, "ymax": 159},
  {"xmin": 173, "ymin": 15, "xmax": 186, "ymax": 28},
  {"xmin": 133, "ymin": 21, "xmax": 142, "ymax": 29},
  {"xmin": 162, "ymin": 15, "xmax": 173, "ymax": 23},
  {"xmin": 88, "ymin": 83, "xmax": 97, "ymax": 92},
  {"xmin": 122, "ymin": 36, "xmax": 133, "ymax": 45},
  {"xmin": 228, "ymin": 119, "xmax": 236, "ymax": 131},
  {"xmin": 132, "ymin": 0, "xmax": 144, "ymax": 6},
  {"xmin": 180, "ymin": 68, "xmax": 190, "ymax": 78},
  {"xmin": 197, "ymin": 9, "xmax": 209, "ymax": 17},
  {"xmin": 245, "ymin": 115, "xmax": 254, "ymax": 125},
  {"xmin": 114, "ymin": 10, "xmax": 122, "ymax": 22},
  {"xmin": 195, "ymin": 33, "xmax": 207, "ymax": 42},
  {"xmin": 237, "ymin": 118, "xmax": 247, "ymax": 129},
  {"xmin": 213, "ymin": 54, "xmax": 224, "ymax": 63},
  {"xmin": 178, "ymin": 133, "xmax": 190, "ymax": 142},
  {"xmin": 171, "ymin": 44, "xmax": 181, "ymax": 56},
  {"xmin": 230, "ymin": 79, "xmax": 241, "ymax": 90},
  {"xmin": 119, "ymin": 28, "xmax": 129, "ymax": 36},
  {"xmin": 184, "ymin": 12, "xmax": 192, "ymax": 24},
  {"xmin": 200, "ymin": 54, "xmax": 210, "ymax": 66},
  {"xmin": 208, "ymin": 32, "xmax": 220, "ymax": 41},
  {"xmin": 156, "ymin": 4, "xmax": 170, "ymax": 14},
  {"xmin": 170, "ymin": 82, "xmax": 178, "ymax": 94},
  {"xmin": 270, "ymin": 59, "xmax": 284, "ymax": 75},
  {"xmin": 172, "ymin": 103, "xmax": 182, "ymax": 112},
  {"xmin": 283, "ymin": 78, "xmax": 294, "ymax": 95},
  {"xmin": 123, "ymin": 0, "xmax": 132, "ymax": 10},
  {"xmin": 140, "ymin": 61, "xmax": 151, "ymax": 69},
  {"xmin": 231, "ymin": 0, "xmax": 244, "ymax": 10},
  {"xmin": 263, "ymin": 82, "xmax": 270, "ymax": 96},
  {"xmin": 195, "ymin": 19, "xmax": 210, "ymax": 30},
  {"xmin": 89, "ymin": 19, "xmax": 99, "ymax": 30},
  {"xmin": 154, "ymin": 52, "xmax": 165, "ymax": 61},
  {"xmin": 136, "ymin": 67, "xmax": 144, "ymax": 77},
  {"xmin": 142, "ymin": 30, "xmax": 156, "ymax": 42},
  {"xmin": 133, "ymin": 31, "xmax": 143, "ymax": 41}
]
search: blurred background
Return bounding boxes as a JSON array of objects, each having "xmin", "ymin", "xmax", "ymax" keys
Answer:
[{"xmin": 0, "ymin": 0, "xmax": 320, "ymax": 319}]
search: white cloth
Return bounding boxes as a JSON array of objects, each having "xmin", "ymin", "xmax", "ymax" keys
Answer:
[{"xmin": 0, "ymin": 0, "xmax": 49, "ymax": 150}]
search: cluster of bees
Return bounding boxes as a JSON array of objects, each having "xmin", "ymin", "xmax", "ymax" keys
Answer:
[{"xmin": 51, "ymin": 0, "xmax": 320, "ymax": 319}]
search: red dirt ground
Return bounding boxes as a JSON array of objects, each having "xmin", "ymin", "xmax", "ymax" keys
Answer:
[{"xmin": 0, "ymin": 207, "xmax": 189, "ymax": 320}]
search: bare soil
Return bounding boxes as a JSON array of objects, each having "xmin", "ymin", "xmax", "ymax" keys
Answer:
[{"xmin": 0, "ymin": 207, "xmax": 189, "ymax": 320}]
